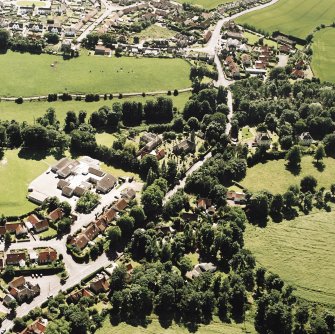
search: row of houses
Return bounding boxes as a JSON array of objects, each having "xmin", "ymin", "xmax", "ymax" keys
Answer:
[
  {"xmin": 70, "ymin": 188, "xmax": 136, "ymax": 250},
  {"xmin": 0, "ymin": 247, "xmax": 58, "ymax": 269}
]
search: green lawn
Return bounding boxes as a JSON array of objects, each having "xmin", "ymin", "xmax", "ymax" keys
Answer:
[
  {"xmin": 16, "ymin": 0, "xmax": 47, "ymax": 6},
  {"xmin": 245, "ymin": 210, "xmax": 335, "ymax": 306},
  {"xmin": 0, "ymin": 149, "xmax": 56, "ymax": 216},
  {"xmin": 96, "ymin": 316, "xmax": 256, "ymax": 334},
  {"xmin": 241, "ymin": 155, "xmax": 335, "ymax": 194},
  {"xmin": 175, "ymin": 0, "xmax": 232, "ymax": 9},
  {"xmin": 134, "ymin": 25, "xmax": 176, "ymax": 42},
  {"xmin": 236, "ymin": 0, "xmax": 335, "ymax": 39},
  {"xmin": 39, "ymin": 227, "xmax": 57, "ymax": 239},
  {"xmin": 311, "ymin": 28, "xmax": 335, "ymax": 83},
  {"xmin": 0, "ymin": 92, "xmax": 191, "ymax": 124},
  {"xmin": 244, "ymin": 32, "xmax": 260, "ymax": 45},
  {"xmin": 0, "ymin": 52, "xmax": 191, "ymax": 97}
]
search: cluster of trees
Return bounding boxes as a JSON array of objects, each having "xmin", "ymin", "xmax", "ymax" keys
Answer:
[
  {"xmin": 231, "ymin": 76, "xmax": 335, "ymax": 151},
  {"xmin": 76, "ymin": 192, "xmax": 100, "ymax": 214}
]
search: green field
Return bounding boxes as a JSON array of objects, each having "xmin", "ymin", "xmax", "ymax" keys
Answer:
[
  {"xmin": 0, "ymin": 92, "xmax": 191, "ymax": 124},
  {"xmin": 16, "ymin": 0, "xmax": 47, "ymax": 6},
  {"xmin": 0, "ymin": 149, "xmax": 56, "ymax": 216},
  {"xmin": 96, "ymin": 316, "xmax": 256, "ymax": 334},
  {"xmin": 241, "ymin": 155, "xmax": 335, "ymax": 194},
  {"xmin": 175, "ymin": 0, "xmax": 232, "ymax": 9},
  {"xmin": 236, "ymin": 0, "xmax": 335, "ymax": 39},
  {"xmin": 134, "ymin": 25, "xmax": 176, "ymax": 42},
  {"xmin": 246, "ymin": 210, "xmax": 335, "ymax": 306},
  {"xmin": 311, "ymin": 28, "xmax": 335, "ymax": 83},
  {"xmin": 0, "ymin": 52, "xmax": 191, "ymax": 97}
]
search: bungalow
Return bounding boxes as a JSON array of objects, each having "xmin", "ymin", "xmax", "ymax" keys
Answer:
[
  {"xmin": 84, "ymin": 222, "xmax": 100, "ymax": 241},
  {"xmin": 185, "ymin": 262, "xmax": 217, "ymax": 280},
  {"xmin": 34, "ymin": 219, "xmax": 49, "ymax": 234},
  {"xmin": 51, "ymin": 158, "xmax": 80, "ymax": 178},
  {"xmin": 226, "ymin": 190, "xmax": 246, "ymax": 204},
  {"xmin": 121, "ymin": 188, "xmax": 136, "ymax": 202},
  {"xmin": 95, "ymin": 218, "xmax": 107, "ymax": 233},
  {"xmin": 38, "ymin": 247, "xmax": 57, "ymax": 264},
  {"xmin": 255, "ymin": 131, "xmax": 272, "ymax": 147},
  {"xmin": 88, "ymin": 167, "xmax": 105, "ymax": 177},
  {"xmin": 48, "ymin": 25, "xmax": 62, "ymax": 35},
  {"xmin": 9, "ymin": 22, "xmax": 24, "ymax": 31},
  {"xmin": 6, "ymin": 252, "xmax": 27, "ymax": 265},
  {"xmin": 73, "ymin": 234, "xmax": 90, "ymax": 250},
  {"xmin": 67, "ymin": 288, "xmax": 93, "ymax": 303},
  {"xmin": 96, "ymin": 173, "xmax": 117, "ymax": 194},
  {"xmin": 90, "ymin": 274, "xmax": 110, "ymax": 294},
  {"xmin": 37, "ymin": 6, "xmax": 51, "ymax": 15},
  {"xmin": 95, "ymin": 45, "xmax": 112, "ymax": 56},
  {"xmin": 113, "ymin": 198, "xmax": 128, "ymax": 212},
  {"xmin": 27, "ymin": 23, "xmax": 44, "ymax": 33},
  {"xmin": 299, "ymin": 132, "xmax": 314, "ymax": 146},
  {"xmin": 101, "ymin": 207, "xmax": 117, "ymax": 223},
  {"xmin": 62, "ymin": 186, "xmax": 74, "ymax": 197}
]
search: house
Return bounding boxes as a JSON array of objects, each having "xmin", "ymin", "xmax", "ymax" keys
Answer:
[
  {"xmin": 62, "ymin": 186, "xmax": 74, "ymax": 197},
  {"xmin": 0, "ymin": 225, "xmax": 5, "ymax": 236},
  {"xmin": 95, "ymin": 218, "xmax": 107, "ymax": 233},
  {"xmin": 6, "ymin": 252, "xmax": 27, "ymax": 265},
  {"xmin": 279, "ymin": 44, "xmax": 291, "ymax": 54},
  {"xmin": 8, "ymin": 276, "xmax": 40, "ymax": 302},
  {"xmin": 96, "ymin": 173, "xmax": 117, "ymax": 193},
  {"xmin": 299, "ymin": 132, "xmax": 314, "ymax": 146},
  {"xmin": 38, "ymin": 247, "xmax": 57, "ymax": 264},
  {"xmin": 84, "ymin": 222, "xmax": 100, "ymax": 241},
  {"xmin": 6, "ymin": 222, "xmax": 24, "ymax": 234},
  {"xmin": 101, "ymin": 207, "xmax": 117, "ymax": 223},
  {"xmin": 48, "ymin": 208, "xmax": 64, "ymax": 222},
  {"xmin": 27, "ymin": 23, "xmax": 44, "ymax": 33},
  {"xmin": 57, "ymin": 179, "xmax": 69, "ymax": 190},
  {"xmin": 51, "ymin": 158, "xmax": 80, "ymax": 178},
  {"xmin": 72, "ymin": 234, "xmax": 90, "ymax": 250},
  {"xmin": 181, "ymin": 212, "xmax": 199, "ymax": 222},
  {"xmin": 19, "ymin": 318, "xmax": 47, "ymax": 334},
  {"xmin": 67, "ymin": 288, "xmax": 94, "ymax": 303},
  {"xmin": 121, "ymin": 188, "xmax": 136, "ymax": 202},
  {"xmin": 173, "ymin": 139, "xmax": 196, "ymax": 155},
  {"xmin": 34, "ymin": 219, "xmax": 49, "ymax": 233},
  {"xmin": 48, "ymin": 25, "xmax": 62, "ymax": 34},
  {"xmin": 88, "ymin": 167, "xmax": 105, "ymax": 177},
  {"xmin": 90, "ymin": 274, "xmax": 110, "ymax": 294},
  {"xmin": 95, "ymin": 45, "xmax": 112, "ymax": 56},
  {"xmin": 292, "ymin": 69, "xmax": 304, "ymax": 79},
  {"xmin": 138, "ymin": 133, "xmax": 162, "ymax": 155},
  {"xmin": 255, "ymin": 131, "xmax": 272, "ymax": 147},
  {"xmin": 203, "ymin": 30, "xmax": 212, "ymax": 43},
  {"xmin": 197, "ymin": 198, "xmax": 212, "ymax": 210},
  {"xmin": 3, "ymin": 293, "xmax": 16, "ymax": 307},
  {"xmin": 113, "ymin": 198, "xmax": 128, "ymax": 212},
  {"xmin": 227, "ymin": 190, "xmax": 246, "ymax": 204},
  {"xmin": 185, "ymin": 262, "xmax": 217, "ymax": 280},
  {"xmin": 241, "ymin": 53, "xmax": 251, "ymax": 66},
  {"xmin": 9, "ymin": 22, "xmax": 24, "ymax": 32}
]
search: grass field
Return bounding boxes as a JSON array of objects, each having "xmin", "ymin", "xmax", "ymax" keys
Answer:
[
  {"xmin": 96, "ymin": 316, "xmax": 256, "ymax": 334},
  {"xmin": 245, "ymin": 210, "xmax": 335, "ymax": 306},
  {"xmin": 311, "ymin": 28, "xmax": 335, "ymax": 83},
  {"xmin": 134, "ymin": 25, "xmax": 176, "ymax": 42},
  {"xmin": 241, "ymin": 155, "xmax": 335, "ymax": 194},
  {"xmin": 0, "ymin": 52, "xmax": 191, "ymax": 97},
  {"xmin": 175, "ymin": 0, "xmax": 231, "ymax": 9},
  {"xmin": 236, "ymin": 0, "xmax": 335, "ymax": 39},
  {"xmin": 0, "ymin": 92, "xmax": 191, "ymax": 124},
  {"xmin": 16, "ymin": 0, "xmax": 47, "ymax": 6},
  {"xmin": 0, "ymin": 149, "xmax": 56, "ymax": 216}
]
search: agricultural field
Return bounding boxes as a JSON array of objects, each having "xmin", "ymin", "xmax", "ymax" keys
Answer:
[
  {"xmin": 96, "ymin": 316, "xmax": 256, "ymax": 334},
  {"xmin": 175, "ymin": 0, "xmax": 231, "ymax": 9},
  {"xmin": 0, "ymin": 92, "xmax": 191, "ymax": 124},
  {"xmin": 241, "ymin": 155, "xmax": 335, "ymax": 194},
  {"xmin": 0, "ymin": 149, "xmax": 56, "ymax": 216},
  {"xmin": 0, "ymin": 52, "xmax": 192, "ymax": 97},
  {"xmin": 245, "ymin": 210, "xmax": 335, "ymax": 306},
  {"xmin": 134, "ymin": 24, "xmax": 176, "ymax": 42},
  {"xmin": 236, "ymin": 0, "xmax": 335, "ymax": 39},
  {"xmin": 311, "ymin": 28, "xmax": 335, "ymax": 83}
]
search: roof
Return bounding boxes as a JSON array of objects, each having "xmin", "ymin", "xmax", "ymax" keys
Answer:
[
  {"xmin": 73, "ymin": 234, "xmax": 89, "ymax": 249},
  {"xmin": 5, "ymin": 222, "xmax": 22, "ymax": 233},
  {"xmin": 121, "ymin": 188, "xmax": 136, "ymax": 201},
  {"xmin": 51, "ymin": 157, "xmax": 71, "ymax": 172},
  {"xmin": 90, "ymin": 275, "xmax": 110, "ymax": 293},
  {"xmin": 34, "ymin": 219, "xmax": 49, "ymax": 231},
  {"xmin": 62, "ymin": 186, "xmax": 74, "ymax": 197},
  {"xmin": 49, "ymin": 208, "xmax": 63, "ymax": 222},
  {"xmin": 0, "ymin": 225, "xmax": 6, "ymax": 235},
  {"xmin": 84, "ymin": 223, "xmax": 100, "ymax": 241},
  {"xmin": 57, "ymin": 179, "xmax": 69, "ymax": 190},
  {"xmin": 38, "ymin": 248, "xmax": 57, "ymax": 262},
  {"xmin": 97, "ymin": 174, "xmax": 117, "ymax": 192},
  {"xmin": 27, "ymin": 214, "xmax": 40, "ymax": 226},
  {"xmin": 20, "ymin": 319, "xmax": 47, "ymax": 334},
  {"xmin": 16, "ymin": 224, "xmax": 27, "ymax": 235},
  {"xmin": 102, "ymin": 208, "xmax": 117, "ymax": 222},
  {"xmin": 113, "ymin": 198, "xmax": 128, "ymax": 212},
  {"xmin": 9, "ymin": 276, "xmax": 25, "ymax": 288},
  {"xmin": 6, "ymin": 252, "xmax": 27, "ymax": 264},
  {"xmin": 88, "ymin": 167, "xmax": 105, "ymax": 177},
  {"xmin": 95, "ymin": 218, "xmax": 107, "ymax": 232}
]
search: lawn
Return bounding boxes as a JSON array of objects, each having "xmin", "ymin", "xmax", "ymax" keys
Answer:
[
  {"xmin": 245, "ymin": 210, "xmax": 335, "ymax": 306},
  {"xmin": 96, "ymin": 133, "xmax": 118, "ymax": 147},
  {"xmin": 175, "ymin": 0, "xmax": 232, "ymax": 9},
  {"xmin": 0, "ymin": 52, "xmax": 191, "ymax": 97},
  {"xmin": 244, "ymin": 31, "xmax": 260, "ymax": 45},
  {"xmin": 16, "ymin": 0, "xmax": 47, "ymax": 6},
  {"xmin": 311, "ymin": 28, "xmax": 335, "ymax": 83},
  {"xmin": 134, "ymin": 24, "xmax": 176, "ymax": 42},
  {"xmin": 0, "ymin": 149, "xmax": 56, "ymax": 216},
  {"xmin": 39, "ymin": 227, "xmax": 57, "ymax": 239},
  {"xmin": 96, "ymin": 316, "xmax": 256, "ymax": 334},
  {"xmin": 236, "ymin": 0, "xmax": 335, "ymax": 39},
  {"xmin": 241, "ymin": 155, "xmax": 335, "ymax": 194},
  {"xmin": 0, "ymin": 92, "xmax": 191, "ymax": 124}
]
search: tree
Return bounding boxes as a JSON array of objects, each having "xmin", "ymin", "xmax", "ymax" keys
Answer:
[
  {"xmin": 166, "ymin": 160, "xmax": 177, "ymax": 185},
  {"xmin": 4, "ymin": 231, "xmax": 11, "ymax": 248},
  {"xmin": 300, "ymin": 175, "xmax": 317, "ymax": 193},
  {"xmin": 110, "ymin": 265, "xmax": 127, "ymax": 291},
  {"xmin": 314, "ymin": 144, "xmax": 326, "ymax": 163},
  {"xmin": 76, "ymin": 191, "xmax": 100, "ymax": 213},
  {"xmin": 106, "ymin": 226, "xmax": 121, "ymax": 245},
  {"xmin": 116, "ymin": 214, "xmax": 134, "ymax": 238},
  {"xmin": 44, "ymin": 32, "xmax": 59, "ymax": 44},
  {"xmin": 13, "ymin": 318, "xmax": 27, "ymax": 332},
  {"xmin": 247, "ymin": 193, "xmax": 269, "ymax": 223},
  {"xmin": 285, "ymin": 145, "xmax": 301, "ymax": 167},
  {"xmin": 310, "ymin": 316, "xmax": 328, "ymax": 334},
  {"xmin": 141, "ymin": 184, "xmax": 164, "ymax": 217},
  {"xmin": 295, "ymin": 303, "xmax": 309, "ymax": 330},
  {"xmin": 129, "ymin": 206, "xmax": 146, "ymax": 228},
  {"xmin": 270, "ymin": 194, "xmax": 284, "ymax": 220},
  {"xmin": 0, "ymin": 29, "xmax": 10, "ymax": 50},
  {"xmin": 178, "ymin": 256, "xmax": 192, "ymax": 276},
  {"xmin": 140, "ymin": 155, "xmax": 159, "ymax": 180},
  {"xmin": 45, "ymin": 319, "xmax": 70, "ymax": 334}
]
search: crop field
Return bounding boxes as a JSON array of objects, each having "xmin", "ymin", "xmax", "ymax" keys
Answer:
[
  {"xmin": 175, "ymin": 0, "xmax": 232, "ymax": 9},
  {"xmin": 0, "ymin": 149, "xmax": 55, "ymax": 216},
  {"xmin": 241, "ymin": 156, "xmax": 335, "ymax": 194},
  {"xmin": 96, "ymin": 316, "xmax": 256, "ymax": 334},
  {"xmin": 245, "ymin": 210, "xmax": 335, "ymax": 306},
  {"xmin": 236, "ymin": 0, "xmax": 335, "ymax": 39},
  {"xmin": 0, "ymin": 52, "xmax": 191, "ymax": 97},
  {"xmin": 311, "ymin": 28, "xmax": 335, "ymax": 83},
  {"xmin": 0, "ymin": 92, "xmax": 191, "ymax": 124}
]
